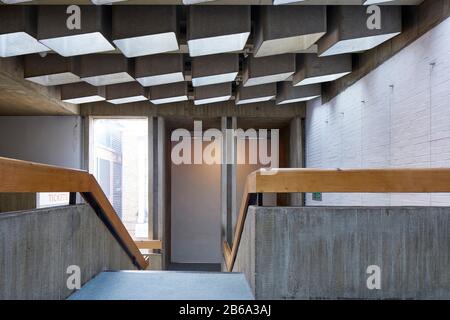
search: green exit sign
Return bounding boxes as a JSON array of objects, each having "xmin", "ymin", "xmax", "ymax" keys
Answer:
[{"xmin": 312, "ymin": 192, "xmax": 322, "ymax": 202}]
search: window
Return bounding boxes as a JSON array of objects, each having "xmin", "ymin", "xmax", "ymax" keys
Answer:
[{"xmin": 92, "ymin": 119, "xmax": 149, "ymax": 239}]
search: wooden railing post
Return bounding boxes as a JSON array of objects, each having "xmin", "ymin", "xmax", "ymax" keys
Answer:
[
  {"xmin": 256, "ymin": 193, "xmax": 263, "ymax": 206},
  {"xmin": 69, "ymin": 192, "xmax": 77, "ymax": 205}
]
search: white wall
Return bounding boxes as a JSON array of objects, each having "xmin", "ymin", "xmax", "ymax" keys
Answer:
[
  {"xmin": 305, "ymin": 17, "xmax": 450, "ymax": 206},
  {"xmin": 171, "ymin": 140, "xmax": 222, "ymax": 264},
  {"xmin": 0, "ymin": 116, "xmax": 82, "ymax": 169}
]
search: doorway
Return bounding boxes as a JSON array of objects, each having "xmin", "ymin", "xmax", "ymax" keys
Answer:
[{"xmin": 170, "ymin": 138, "xmax": 222, "ymax": 268}]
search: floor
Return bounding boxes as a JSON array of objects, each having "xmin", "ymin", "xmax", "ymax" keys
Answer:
[
  {"xmin": 168, "ymin": 263, "xmax": 222, "ymax": 272},
  {"xmin": 68, "ymin": 271, "xmax": 254, "ymax": 300}
]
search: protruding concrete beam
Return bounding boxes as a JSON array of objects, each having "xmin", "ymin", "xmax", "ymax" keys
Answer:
[
  {"xmin": 194, "ymin": 82, "xmax": 231, "ymax": 105},
  {"xmin": 1, "ymin": 1, "xmax": 35, "ymax": 3},
  {"xmin": 92, "ymin": 0, "xmax": 127, "ymax": 4},
  {"xmin": 0, "ymin": 0, "xmax": 427, "ymax": 4},
  {"xmin": 254, "ymin": 6, "xmax": 326, "ymax": 57},
  {"xmin": 317, "ymin": 5, "xmax": 402, "ymax": 56},
  {"xmin": 149, "ymin": 82, "xmax": 188, "ymax": 105},
  {"xmin": 61, "ymin": 82, "xmax": 105, "ymax": 104},
  {"xmin": 106, "ymin": 81, "xmax": 148, "ymax": 104},
  {"xmin": 0, "ymin": 56, "xmax": 78, "ymax": 115},
  {"xmin": 363, "ymin": 0, "xmax": 395, "ymax": 4},
  {"xmin": 276, "ymin": 82, "xmax": 320, "ymax": 105},
  {"xmin": 236, "ymin": 83, "xmax": 276, "ymax": 105},
  {"xmin": 135, "ymin": 54, "xmax": 184, "ymax": 87},
  {"xmin": 79, "ymin": 54, "xmax": 134, "ymax": 86},
  {"xmin": 191, "ymin": 53, "xmax": 239, "ymax": 87},
  {"xmin": 187, "ymin": 6, "xmax": 251, "ymax": 57},
  {"xmin": 183, "ymin": 0, "xmax": 215, "ymax": 4},
  {"xmin": 37, "ymin": 6, "xmax": 114, "ymax": 57},
  {"xmin": 81, "ymin": 98, "xmax": 305, "ymax": 120},
  {"xmin": 112, "ymin": 6, "xmax": 178, "ymax": 58},
  {"xmin": 293, "ymin": 53, "xmax": 352, "ymax": 86},
  {"xmin": 24, "ymin": 54, "xmax": 81, "ymax": 86},
  {"xmin": 242, "ymin": 53, "xmax": 295, "ymax": 87}
]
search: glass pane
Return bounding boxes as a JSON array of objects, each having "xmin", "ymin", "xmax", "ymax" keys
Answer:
[{"xmin": 92, "ymin": 119, "xmax": 148, "ymax": 239}]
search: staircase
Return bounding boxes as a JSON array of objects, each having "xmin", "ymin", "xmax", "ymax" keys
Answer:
[
  {"xmin": 68, "ymin": 271, "xmax": 254, "ymax": 300},
  {"xmin": 0, "ymin": 156, "xmax": 255, "ymax": 300}
]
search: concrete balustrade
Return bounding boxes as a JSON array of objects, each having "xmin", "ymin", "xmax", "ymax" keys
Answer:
[
  {"xmin": 233, "ymin": 206, "xmax": 450, "ymax": 300},
  {"xmin": 0, "ymin": 204, "xmax": 136, "ymax": 300}
]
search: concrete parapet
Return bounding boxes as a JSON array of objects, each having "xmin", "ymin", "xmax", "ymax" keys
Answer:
[
  {"xmin": 234, "ymin": 206, "xmax": 450, "ymax": 300},
  {"xmin": 0, "ymin": 204, "xmax": 136, "ymax": 299}
]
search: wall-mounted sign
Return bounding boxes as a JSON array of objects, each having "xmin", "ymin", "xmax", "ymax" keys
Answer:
[
  {"xmin": 312, "ymin": 192, "xmax": 322, "ymax": 202},
  {"xmin": 37, "ymin": 192, "xmax": 70, "ymax": 208}
]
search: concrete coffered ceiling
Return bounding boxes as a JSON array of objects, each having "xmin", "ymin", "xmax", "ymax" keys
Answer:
[
  {"xmin": 0, "ymin": 0, "xmax": 428, "ymax": 116},
  {"xmin": 0, "ymin": 1, "xmax": 425, "ymax": 4}
]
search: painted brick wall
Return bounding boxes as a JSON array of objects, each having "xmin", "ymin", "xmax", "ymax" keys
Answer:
[{"xmin": 305, "ymin": 17, "xmax": 450, "ymax": 206}]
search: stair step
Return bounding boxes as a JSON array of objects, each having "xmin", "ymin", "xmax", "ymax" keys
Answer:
[{"xmin": 68, "ymin": 271, "xmax": 254, "ymax": 300}]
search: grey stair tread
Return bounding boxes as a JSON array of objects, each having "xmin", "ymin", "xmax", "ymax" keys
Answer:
[{"xmin": 68, "ymin": 271, "xmax": 254, "ymax": 300}]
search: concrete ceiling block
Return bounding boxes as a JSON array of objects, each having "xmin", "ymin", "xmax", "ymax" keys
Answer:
[
  {"xmin": 187, "ymin": 6, "xmax": 251, "ymax": 57},
  {"xmin": 79, "ymin": 54, "xmax": 135, "ymax": 86},
  {"xmin": 236, "ymin": 83, "xmax": 277, "ymax": 105},
  {"xmin": 61, "ymin": 82, "xmax": 106, "ymax": 104},
  {"xmin": 112, "ymin": 6, "xmax": 179, "ymax": 58},
  {"xmin": 24, "ymin": 54, "xmax": 82, "ymax": 86},
  {"xmin": 149, "ymin": 82, "xmax": 189, "ymax": 105},
  {"xmin": 106, "ymin": 81, "xmax": 148, "ymax": 104},
  {"xmin": 243, "ymin": 53, "xmax": 296, "ymax": 87},
  {"xmin": 293, "ymin": 53, "xmax": 352, "ymax": 86},
  {"xmin": 0, "ymin": 6, "xmax": 49, "ymax": 57},
  {"xmin": 135, "ymin": 54, "xmax": 184, "ymax": 87},
  {"xmin": 317, "ymin": 5, "xmax": 402, "ymax": 56},
  {"xmin": 253, "ymin": 5, "xmax": 327, "ymax": 57},
  {"xmin": 192, "ymin": 53, "xmax": 239, "ymax": 87},
  {"xmin": 194, "ymin": 82, "xmax": 232, "ymax": 105},
  {"xmin": 37, "ymin": 5, "xmax": 114, "ymax": 57},
  {"xmin": 276, "ymin": 81, "xmax": 321, "ymax": 105}
]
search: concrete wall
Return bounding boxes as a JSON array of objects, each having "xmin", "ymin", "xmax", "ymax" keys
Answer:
[
  {"xmin": 0, "ymin": 116, "xmax": 82, "ymax": 168},
  {"xmin": 234, "ymin": 206, "xmax": 450, "ymax": 300},
  {"xmin": 288, "ymin": 116, "xmax": 304, "ymax": 206},
  {"xmin": 305, "ymin": 17, "xmax": 450, "ymax": 206},
  {"xmin": 0, "ymin": 204, "xmax": 135, "ymax": 300},
  {"xmin": 0, "ymin": 193, "xmax": 36, "ymax": 213},
  {"xmin": 0, "ymin": 116, "xmax": 83, "ymax": 212},
  {"xmin": 171, "ymin": 140, "xmax": 222, "ymax": 264}
]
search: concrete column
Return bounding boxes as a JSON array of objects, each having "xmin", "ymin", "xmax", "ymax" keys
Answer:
[
  {"xmin": 148, "ymin": 117, "xmax": 168, "ymax": 269},
  {"xmin": 147, "ymin": 117, "xmax": 157, "ymax": 239},
  {"xmin": 231, "ymin": 117, "xmax": 238, "ymax": 238},
  {"xmin": 221, "ymin": 117, "xmax": 237, "ymax": 247},
  {"xmin": 289, "ymin": 116, "xmax": 304, "ymax": 206},
  {"xmin": 148, "ymin": 117, "xmax": 156, "ymax": 240},
  {"xmin": 157, "ymin": 117, "xmax": 166, "ymax": 241},
  {"xmin": 158, "ymin": 117, "xmax": 170, "ymax": 269}
]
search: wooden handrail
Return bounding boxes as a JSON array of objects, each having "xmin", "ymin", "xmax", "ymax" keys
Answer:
[
  {"xmin": 135, "ymin": 240, "xmax": 163, "ymax": 250},
  {"xmin": 224, "ymin": 168, "xmax": 450, "ymax": 271},
  {"xmin": 0, "ymin": 156, "xmax": 148, "ymax": 270}
]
